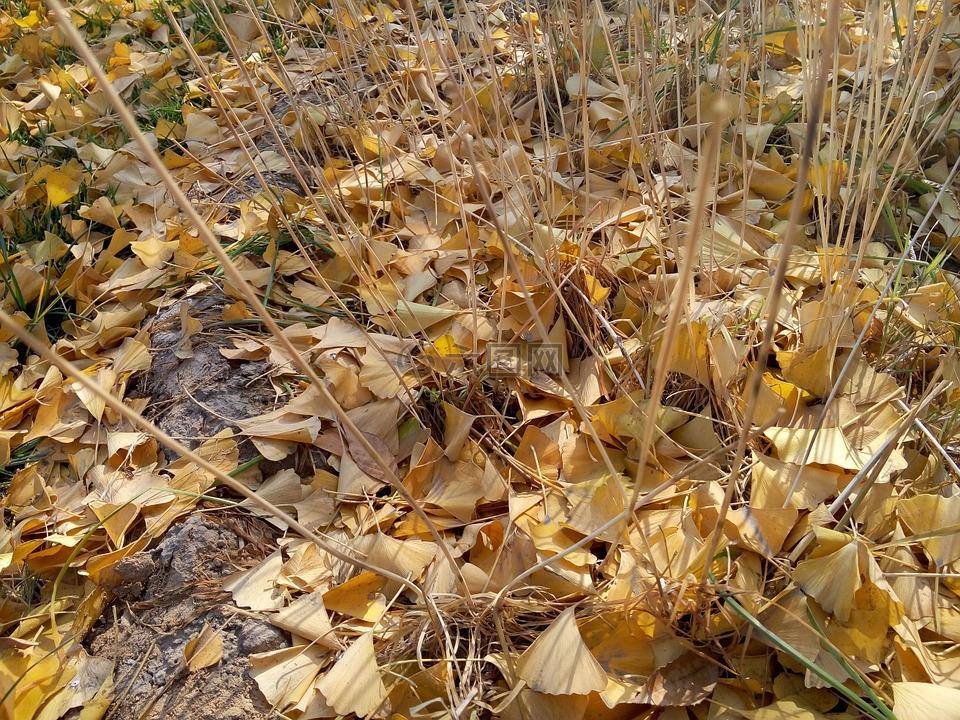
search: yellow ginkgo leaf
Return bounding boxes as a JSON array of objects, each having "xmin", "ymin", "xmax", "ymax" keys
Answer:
[
  {"xmin": 77, "ymin": 669, "xmax": 114, "ymax": 720},
  {"xmin": 516, "ymin": 606, "xmax": 608, "ymax": 695},
  {"xmin": 222, "ymin": 550, "xmax": 285, "ymax": 611},
  {"xmin": 810, "ymin": 160, "xmax": 848, "ymax": 200},
  {"xmin": 391, "ymin": 301, "xmax": 460, "ymax": 334},
  {"xmin": 582, "ymin": 273, "xmax": 611, "ymax": 304},
  {"xmin": 442, "ymin": 402, "xmax": 474, "ymax": 460},
  {"xmin": 898, "ymin": 494, "xmax": 960, "ymax": 568},
  {"xmin": 322, "ymin": 571, "xmax": 388, "ymax": 622},
  {"xmin": 183, "ymin": 623, "xmax": 223, "ymax": 672},
  {"xmin": 131, "ymin": 237, "xmax": 179, "ymax": 269},
  {"xmin": 792, "ymin": 540, "xmax": 861, "ymax": 622},
  {"xmin": 892, "ymin": 682, "xmax": 960, "ymax": 720},
  {"xmin": 430, "ymin": 334, "xmax": 462, "ymax": 358},
  {"xmin": 763, "ymin": 426, "xmax": 863, "ymax": 471},
  {"xmin": 45, "ymin": 168, "xmax": 81, "ymax": 208},
  {"xmin": 739, "ymin": 698, "xmax": 830, "ymax": 720},
  {"xmin": 248, "ymin": 645, "xmax": 328, "ymax": 710},
  {"xmin": 316, "ymin": 633, "xmax": 387, "ymax": 718},
  {"xmin": 350, "ymin": 534, "xmax": 437, "ymax": 595},
  {"xmin": 563, "ymin": 474, "xmax": 627, "ymax": 543},
  {"xmin": 745, "ymin": 160, "xmax": 795, "ymax": 201},
  {"xmin": 270, "ymin": 592, "xmax": 341, "ymax": 650}
]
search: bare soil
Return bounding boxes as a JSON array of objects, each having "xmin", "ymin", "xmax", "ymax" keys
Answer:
[
  {"xmin": 85, "ymin": 514, "xmax": 286, "ymax": 720},
  {"xmin": 84, "ymin": 294, "xmax": 292, "ymax": 719},
  {"xmin": 134, "ymin": 293, "xmax": 279, "ymax": 463}
]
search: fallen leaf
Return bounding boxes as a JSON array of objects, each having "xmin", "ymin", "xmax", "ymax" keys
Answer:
[
  {"xmin": 516, "ymin": 607, "xmax": 608, "ymax": 695},
  {"xmin": 316, "ymin": 633, "xmax": 387, "ymax": 717},
  {"xmin": 183, "ymin": 623, "xmax": 223, "ymax": 671}
]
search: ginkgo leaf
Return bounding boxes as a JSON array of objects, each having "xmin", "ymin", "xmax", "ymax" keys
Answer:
[
  {"xmin": 827, "ymin": 582, "xmax": 901, "ymax": 664},
  {"xmin": 249, "ymin": 644, "xmax": 328, "ymax": 710},
  {"xmin": 442, "ymin": 402, "xmax": 475, "ymax": 461},
  {"xmin": 322, "ymin": 571, "xmax": 388, "ymax": 622},
  {"xmin": 563, "ymin": 475, "xmax": 627, "ymax": 543},
  {"xmin": 390, "ymin": 301, "xmax": 459, "ymax": 334},
  {"xmin": 419, "ymin": 453, "xmax": 499, "ymax": 522},
  {"xmin": 76, "ymin": 667, "xmax": 114, "ymax": 720},
  {"xmin": 892, "ymin": 682, "xmax": 960, "ymax": 720},
  {"xmin": 222, "ymin": 550, "xmax": 285, "ymax": 611},
  {"xmin": 500, "ymin": 689, "xmax": 590, "ymax": 720},
  {"xmin": 270, "ymin": 592, "xmax": 341, "ymax": 650},
  {"xmin": 564, "ymin": 73, "xmax": 618, "ymax": 99},
  {"xmin": 792, "ymin": 540, "xmax": 861, "ymax": 622},
  {"xmin": 45, "ymin": 168, "xmax": 81, "ymax": 207},
  {"xmin": 738, "ymin": 698, "xmax": 831, "ymax": 720},
  {"xmin": 29, "ymin": 231, "xmax": 69, "ymax": 263},
  {"xmin": 745, "ymin": 160, "xmax": 795, "ymax": 200},
  {"xmin": 5, "ymin": 2, "xmax": 959, "ymax": 717},
  {"xmin": 632, "ymin": 651, "xmax": 718, "ymax": 706},
  {"xmin": 728, "ymin": 506, "xmax": 798, "ymax": 557},
  {"xmin": 183, "ymin": 623, "xmax": 223, "ymax": 672},
  {"xmin": 898, "ymin": 494, "xmax": 960, "ymax": 568},
  {"xmin": 750, "ymin": 454, "xmax": 841, "ymax": 510},
  {"xmin": 516, "ymin": 607, "xmax": 608, "ymax": 695},
  {"xmin": 316, "ymin": 633, "xmax": 387, "ymax": 718},
  {"xmin": 763, "ymin": 426, "xmax": 863, "ymax": 470},
  {"xmin": 777, "ymin": 345, "xmax": 837, "ymax": 398},
  {"xmin": 697, "ymin": 221, "xmax": 765, "ymax": 267},
  {"xmin": 131, "ymin": 237, "xmax": 179, "ymax": 269},
  {"xmin": 351, "ymin": 534, "xmax": 437, "ymax": 595}
]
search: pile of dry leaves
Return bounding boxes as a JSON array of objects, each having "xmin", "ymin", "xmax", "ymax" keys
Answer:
[{"xmin": 2, "ymin": 0, "xmax": 960, "ymax": 718}]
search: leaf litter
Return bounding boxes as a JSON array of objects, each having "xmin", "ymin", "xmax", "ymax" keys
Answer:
[{"xmin": 1, "ymin": 0, "xmax": 960, "ymax": 718}]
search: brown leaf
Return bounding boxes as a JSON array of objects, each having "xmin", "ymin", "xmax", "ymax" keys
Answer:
[{"xmin": 631, "ymin": 652, "xmax": 718, "ymax": 706}]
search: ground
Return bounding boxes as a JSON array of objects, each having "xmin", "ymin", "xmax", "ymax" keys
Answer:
[
  {"xmin": 86, "ymin": 514, "xmax": 285, "ymax": 720},
  {"xmin": 2, "ymin": 1, "xmax": 960, "ymax": 720}
]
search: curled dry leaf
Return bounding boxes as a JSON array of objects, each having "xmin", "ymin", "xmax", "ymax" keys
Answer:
[{"xmin": 183, "ymin": 623, "xmax": 223, "ymax": 672}]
